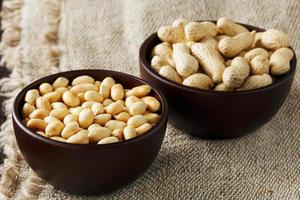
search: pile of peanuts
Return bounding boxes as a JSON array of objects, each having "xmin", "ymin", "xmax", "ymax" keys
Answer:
[
  {"xmin": 22, "ymin": 75, "xmax": 161, "ymax": 144},
  {"xmin": 151, "ymin": 17, "xmax": 294, "ymax": 91}
]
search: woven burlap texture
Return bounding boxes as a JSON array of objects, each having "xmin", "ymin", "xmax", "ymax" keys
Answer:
[{"xmin": 1, "ymin": 0, "xmax": 300, "ymax": 199}]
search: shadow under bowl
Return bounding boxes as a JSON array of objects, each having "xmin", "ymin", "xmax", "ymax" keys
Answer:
[
  {"xmin": 139, "ymin": 22, "xmax": 297, "ymax": 139},
  {"xmin": 12, "ymin": 69, "xmax": 168, "ymax": 194}
]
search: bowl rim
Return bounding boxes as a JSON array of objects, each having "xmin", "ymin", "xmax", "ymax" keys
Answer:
[
  {"xmin": 12, "ymin": 69, "xmax": 168, "ymax": 149},
  {"xmin": 139, "ymin": 21, "xmax": 297, "ymax": 96}
]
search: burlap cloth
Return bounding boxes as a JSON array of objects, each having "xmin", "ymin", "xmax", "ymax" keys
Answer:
[{"xmin": 0, "ymin": 0, "xmax": 299, "ymax": 199}]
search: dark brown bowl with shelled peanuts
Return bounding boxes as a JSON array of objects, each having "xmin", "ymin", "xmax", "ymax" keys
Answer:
[
  {"xmin": 139, "ymin": 18, "xmax": 297, "ymax": 139},
  {"xmin": 12, "ymin": 69, "xmax": 168, "ymax": 194}
]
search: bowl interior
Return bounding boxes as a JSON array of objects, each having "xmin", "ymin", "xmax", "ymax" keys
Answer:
[
  {"xmin": 140, "ymin": 21, "xmax": 297, "ymax": 95},
  {"xmin": 13, "ymin": 69, "xmax": 168, "ymax": 148}
]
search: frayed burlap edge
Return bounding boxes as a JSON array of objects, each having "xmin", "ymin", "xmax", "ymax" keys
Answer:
[
  {"xmin": 0, "ymin": 0, "xmax": 62, "ymax": 199},
  {"xmin": 0, "ymin": 1, "xmax": 24, "ymax": 199},
  {"xmin": 15, "ymin": 1, "xmax": 62, "ymax": 198}
]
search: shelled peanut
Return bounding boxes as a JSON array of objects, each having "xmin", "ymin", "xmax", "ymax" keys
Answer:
[
  {"xmin": 151, "ymin": 17, "xmax": 294, "ymax": 91},
  {"xmin": 22, "ymin": 75, "xmax": 161, "ymax": 144}
]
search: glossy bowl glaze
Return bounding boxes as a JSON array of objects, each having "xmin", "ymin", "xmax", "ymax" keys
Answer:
[
  {"xmin": 12, "ymin": 70, "xmax": 168, "ymax": 194},
  {"xmin": 139, "ymin": 22, "xmax": 297, "ymax": 139}
]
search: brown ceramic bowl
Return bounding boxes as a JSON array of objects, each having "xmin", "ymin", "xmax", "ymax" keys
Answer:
[
  {"xmin": 12, "ymin": 69, "xmax": 168, "ymax": 194},
  {"xmin": 139, "ymin": 22, "xmax": 297, "ymax": 139}
]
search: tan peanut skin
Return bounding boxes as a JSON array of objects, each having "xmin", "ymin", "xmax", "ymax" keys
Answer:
[
  {"xmin": 25, "ymin": 89, "xmax": 40, "ymax": 105},
  {"xmin": 29, "ymin": 109, "xmax": 49, "ymax": 119},
  {"xmin": 174, "ymin": 54, "xmax": 199, "ymax": 78},
  {"xmin": 49, "ymin": 108, "xmax": 70, "ymax": 121},
  {"xmin": 36, "ymin": 97, "xmax": 51, "ymax": 111},
  {"xmin": 52, "ymin": 77, "xmax": 69, "ymax": 89},
  {"xmin": 88, "ymin": 127, "xmax": 112, "ymax": 143},
  {"xmin": 61, "ymin": 122, "xmax": 80, "ymax": 139},
  {"xmin": 218, "ymin": 32, "xmax": 255, "ymax": 58},
  {"xmin": 200, "ymin": 36, "xmax": 218, "ymax": 49},
  {"xmin": 22, "ymin": 103, "xmax": 35, "ymax": 118},
  {"xmin": 62, "ymin": 91, "xmax": 80, "ymax": 107},
  {"xmin": 105, "ymin": 120, "xmax": 127, "ymax": 131},
  {"xmin": 238, "ymin": 74, "xmax": 273, "ymax": 91},
  {"xmin": 51, "ymin": 137, "xmax": 66, "ymax": 142},
  {"xmin": 63, "ymin": 114, "xmax": 78, "ymax": 125},
  {"xmin": 173, "ymin": 43, "xmax": 190, "ymax": 57},
  {"xmin": 125, "ymin": 96, "xmax": 141, "ymax": 108},
  {"xmin": 95, "ymin": 81, "xmax": 101, "ymax": 88},
  {"xmin": 200, "ymin": 36, "xmax": 225, "ymax": 63},
  {"xmin": 70, "ymin": 83, "xmax": 98, "ymax": 95},
  {"xmin": 55, "ymin": 87, "xmax": 68, "ymax": 95},
  {"xmin": 112, "ymin": 129, "xmax": 124, "ymax": 140},
  {"xmin": 51, "ymin": 102, "xmax": 67, "ymax": 110},
  {"xmin": 45, "ymin": 121, "xmax": 65, "ymax": 137},
  {"xmin": 182, "ymin": 73, "xmax": 214, "ymax": 90},
  {"xmin": 184, "ymin": 21, "xmax": 217, "ymax": 42},
  {"xmin": 127, "ymin": 115, "xmax": 147, "ymax": 128},
  {"xmin": 252, "ymin": 32, "xmax": 263, "ymax": 48},
  {"xmin": 261, "ymin": 29, "xmax": 289, "ymax": 50},
  {"xmin": 250, "ymin": 55, "xmax": 270, "ymax": 75},
  {"xmin": 114, "ymin": 112, "xmax": 131, "ymax": 122},
  {"xmin": 98, "ymin": 136, "xmax": 119, "ymax": 144},
  {"xmin": 81, "ymin": 101, "xmax": 96, "ymax": 109},
  {"xmin": 106, "ymin": 102, "xmax": 124, "ymax": 115},
  {"xmin": 129, "ymin": 101, "xmax": 147, "ymax": 115},
  {"xmin": 215, "ymin": 35, "xmax": 230, "ymax": 41},
  {"xmin": 141, "ymin": 96, "xmax": 161, "ymax": 112},
  {"xmin": 66, "ymin": 130, "xmax": 89, "ymax": 144},
  {"xmin": 270, "ymin": 48, "xmax": 293, "ymax": 75},
  {"xmin": 238, "ymin": 51, "xmax": 247, "ymax": 57},
  {"xmin": 27, "ymin": 119, "xmax": 47, "ymax": 131},
  {"xmin": 157, "ymin": 26, "xmax": 184, "ymax": 44},
  {"xmin": 125, "ymin": 85, "xmax": 151, "ymax": 98},
  {"xmin": 144, "ymin": 113, "xmax": 160, "ymax": 124},
  {"xmin": 151, "ymin": 42, "xmax": 173, "ymax": 57},
  {"xmin": 244, "ymin": 48, "xmax": 269, "ymax": 62},
  {"xmin": 44, "ymin": 116, "xmax": 60, "ymax": 124},
  {"xmin": 91, "ymin": 102, "xmax": 104, "ymax": 115},
  {"xmin": 69, "ymin": 106, "xmax": 84, "ymax": 116},
  {"xmin": 71, "ymin": 75, "xmax": 94, "ymax": 85},
  {"xmin": 172, "ymin": 18, "xmax": 189, "ymax": 29},
  {"xmin": 214, "ymin": 83, "xmax": 234, "ymax": 91},
  {"xmin": 185, "ymin": 41, "xmax": 196, "ymax": 48},
  {"xmin": 87, "ymin": 124, "xmax": 101, "ymax": 131},
  {"xmin": 159, "ymin": 65, "xmax": 182, "ymax": 83},
  {"xmin": 225, "ymin": 60, "xmax": 232, "ymax": 67},
  {"xmin": 151, "ymin": 55, "xmax": 175, "ymax": 72},
  {"xmin": 222, "ymin": 57, "xmax": 250, "ymax": 88},
  {"xmin": 111, "ymin": 84, "xmax": 124, "ymax": 101},
  {"xmin": 123, "ymin": 126, "xmax": 137, "ymax": 140},
  {"xmin": 216, "ymin": 17, "xmax": 249, "ymax": 36},
  {"xmin": 136, "ymin": 123, "xmax": 152, "ymax": 136},
  {"xmin": 94, "ymin": 114, "xmax": 111, "ymax": 125},
  {"xmin": 191, "ymin": 43, "xmax": 225, "ymax": 83},
  {"xmin": 43, "ymin": 91, "xmax": 62, "ymax": 103},
  {"xmin": 99, "ymin": 84, "xmax": 110, "ymax": 99},
  {"xmin": 79, "ymin": 109, "xmax": 94, "ymax": 129},
  {"xmin": 101, "ymin": 77, "xmax": 116, "ymax": 89},
  {"xmin": 39, "ymin": 83, "xmax": 53, "ymax": 95},
  {"xmin": 172, "ymin": 43, "xmax": 199, "ymax": 78},
  {"xmin": 84, "ymin": 91, "xmax": 103, "ymax": 102}
]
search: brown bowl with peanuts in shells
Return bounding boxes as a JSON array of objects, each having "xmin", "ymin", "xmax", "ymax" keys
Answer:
[
  {"xmin": 12, "ymin": 69, "xmax": 168, "ymax": 194},
  {"xmin": 139, "ymin": 17, "xmax": 297, "ymax": 139}
]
